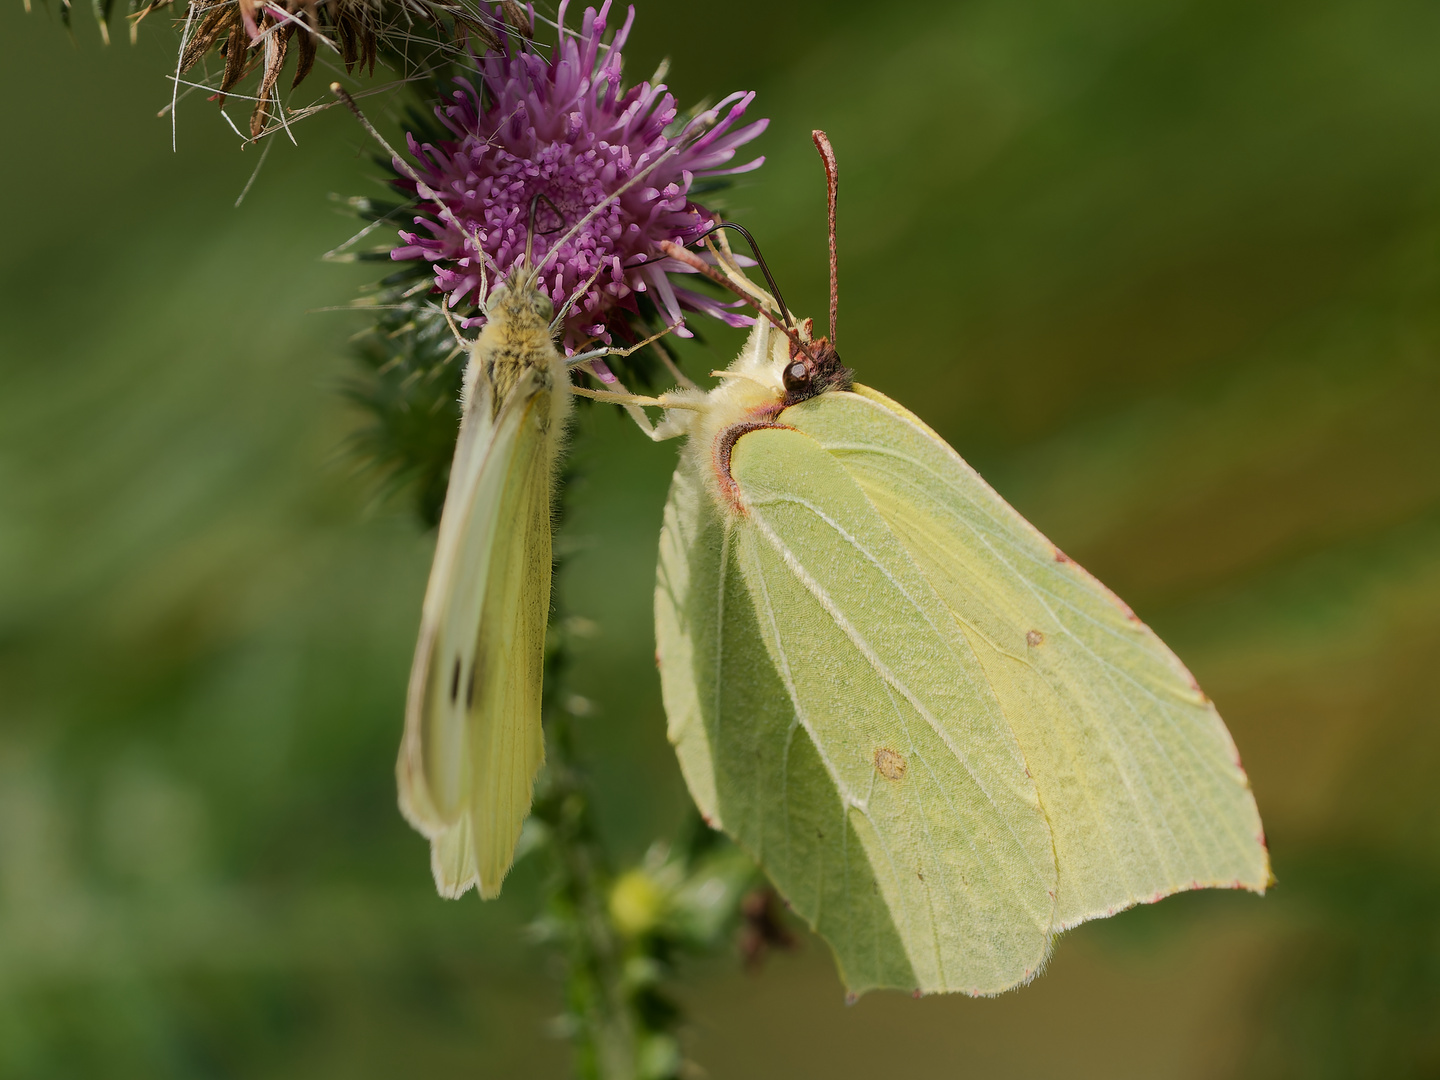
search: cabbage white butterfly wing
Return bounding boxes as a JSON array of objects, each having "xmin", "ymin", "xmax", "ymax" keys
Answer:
[
  {"xmin": 325, "ymin": 85, "xmax": 568, "ymax": 899},
  {"xmin": 396, "ymin": 258, "xmax": 569, "ymax": 899},
  {"xmin": 603, "ymin": 133, "xmax": 1270, "ymax": 995},
  {"xmin": 328, "ymin": 77, "xmax": 692, "ymax": 900},
  {"xmin": 395, "ymin": 245, "xmax": 678, "ymax": 899}
]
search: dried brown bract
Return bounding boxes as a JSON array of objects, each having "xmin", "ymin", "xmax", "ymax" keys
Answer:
[
  {"xmin": 498, "ymin": 0, "xmax": 530, "ymax": 36},
  {"xmin": 133, "ymin": 0, "xmax": 501, "ymax": 140}
]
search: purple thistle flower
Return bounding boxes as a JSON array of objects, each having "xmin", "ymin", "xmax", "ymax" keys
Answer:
[{"xmin": 391, "ymin": 1, "xmax": 768, "ymax": 351}]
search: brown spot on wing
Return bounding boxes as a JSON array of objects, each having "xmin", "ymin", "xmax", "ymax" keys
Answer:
[
  {"xmin": 1026, "ymin": 629, "xmax": 1045, "ymax": 647},
  {"xmin": 873, "ymin": 747, "xmax": 907, "ymax": 781}
]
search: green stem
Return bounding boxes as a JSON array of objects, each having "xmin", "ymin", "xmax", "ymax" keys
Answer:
[
  {"xmin": 541, "ymin": 708, "xmax": 635, "ymax": 1080},
  {"xmin": 530, "ymin": 422, "xmax": 757, "ymax": 1080},
  {"xmin": 533, "ymin": 426, "xmax": 636, "ymax": 1080}
]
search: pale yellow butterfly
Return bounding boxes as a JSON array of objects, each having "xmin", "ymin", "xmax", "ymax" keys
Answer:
[{"xmin": 580, "ymin": 131, "xmax": 1271, "ymax": 996}]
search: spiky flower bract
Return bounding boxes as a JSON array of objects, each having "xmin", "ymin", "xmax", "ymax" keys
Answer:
[
  {"xmin": 71, "ymin": 0, "xmax": 512, "ymax": 140},
  {"xmin": 391, "ymin": 0, "xmax": 767, "ymax": 351}
]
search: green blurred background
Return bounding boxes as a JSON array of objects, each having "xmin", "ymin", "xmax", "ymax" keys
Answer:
[{"xmin": 3, "ymin": 0, "xmax": 1439, "ymax": 1075}]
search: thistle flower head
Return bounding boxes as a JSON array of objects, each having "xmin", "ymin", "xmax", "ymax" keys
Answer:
[{"xmin": 391, "ymin": 1, "xmax": 767, "ymax": 350}]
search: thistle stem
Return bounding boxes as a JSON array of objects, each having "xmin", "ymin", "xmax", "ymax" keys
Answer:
[
  {"xmin": 539, "ymin": 708, "xmax": 636, "ymax": 1080},
  {"xmin": 532, "ymin": 431, "xmax": 637, "ymax": 1080}
]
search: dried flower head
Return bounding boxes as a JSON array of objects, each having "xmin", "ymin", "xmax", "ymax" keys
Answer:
[
  {"xmin": 116, "ymin": 0, "xmax": 502, "ymax": 139},
  {"xmin": 390, "ymin": 0, "xmax": 767, "ymax": 351}
]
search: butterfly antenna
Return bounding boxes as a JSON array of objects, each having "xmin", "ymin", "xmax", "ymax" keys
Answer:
[
  {"xmin": 690, "ymin": 221, "xmax": 794, "ymax": 330},
  {"xmin": 530, "ymin": 193, "xmax": 565, "ymax": 235},
  {"xmin": 813, "ymin": 130, "xmax": 839, "ymax": 347},
  {"xmin": 525, "ymin": 194, "xmax": 537, "ymax": 266},
  {"xmin": 526, "ymin": 193, "xmax": 569, "ymax": 298},
  {"xmin": 535, "ymin": 146, "xmax": 681, "ymax": 277},
  {"xmin": 658, "ymin": 239, "xmax": 818, "ymax": 362}
]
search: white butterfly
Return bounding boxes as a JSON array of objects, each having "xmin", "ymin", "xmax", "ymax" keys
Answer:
[
  {"xmin": 395, "ymin": 253, "xmax": 571, "ymax": 898},
  {"xmin": 328, "ymin": 80, "xmax": 686, "ymax": 899}
]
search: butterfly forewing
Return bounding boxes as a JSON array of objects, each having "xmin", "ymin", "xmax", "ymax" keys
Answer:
[
  {"xmin": 430, "ymin": 812, "xmax": 480, "ymax": 898},
  {"xmin": 463, "ymin": 379, "xmax": 554, "ymax": 895},
  {"xmin": 399, "ymin": 367, "xmax": 554, "ymax": 899},
  {"xmin": 785, "ymin": 386, "xmax": 1271, "ymax": 926}
]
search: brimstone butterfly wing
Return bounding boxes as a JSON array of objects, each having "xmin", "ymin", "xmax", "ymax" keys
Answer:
[
  {"xmin": 640, "ymin": 134, "xmax": 1269, "ymax": 996},
  {"xmin": 655, "ymin": 315, "xmax": 1269, "ymax": 994},
  {"xmin": 397, "ymin": 259, "xmax": 570, "ymax": 900}
]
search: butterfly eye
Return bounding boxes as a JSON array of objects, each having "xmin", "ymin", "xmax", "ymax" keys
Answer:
[
  {"xmin": 533, "ymin": 292, "xmax": 555, "ymax": 319},
  {"xmin": 782, "ymin": 360, "xmax": 810, "ymax": 393}
]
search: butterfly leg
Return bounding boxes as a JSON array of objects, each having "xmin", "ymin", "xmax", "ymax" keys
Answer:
[
  {"xmin": 566, "ymin": 321, "xmax": 683, "ymax": 369},
  {"xmin": 569, "ymin": 381, "xmax": 700, "ymax": 442},
  {"xmin": 437, "ymin": 302, "xmax": 469, "ymax": 351},
  {"xmin": 564, "ymin": 323, "xmax": 695, "ymax": 440}
]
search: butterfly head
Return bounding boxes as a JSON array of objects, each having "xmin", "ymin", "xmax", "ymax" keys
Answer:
[
  {"xmin": 780, "ymin": 322, "xmax": 852, "ymax": 407},
  {"xmin": 484, "ymin": 257, "xmax": 556, "ymax": 334}
]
